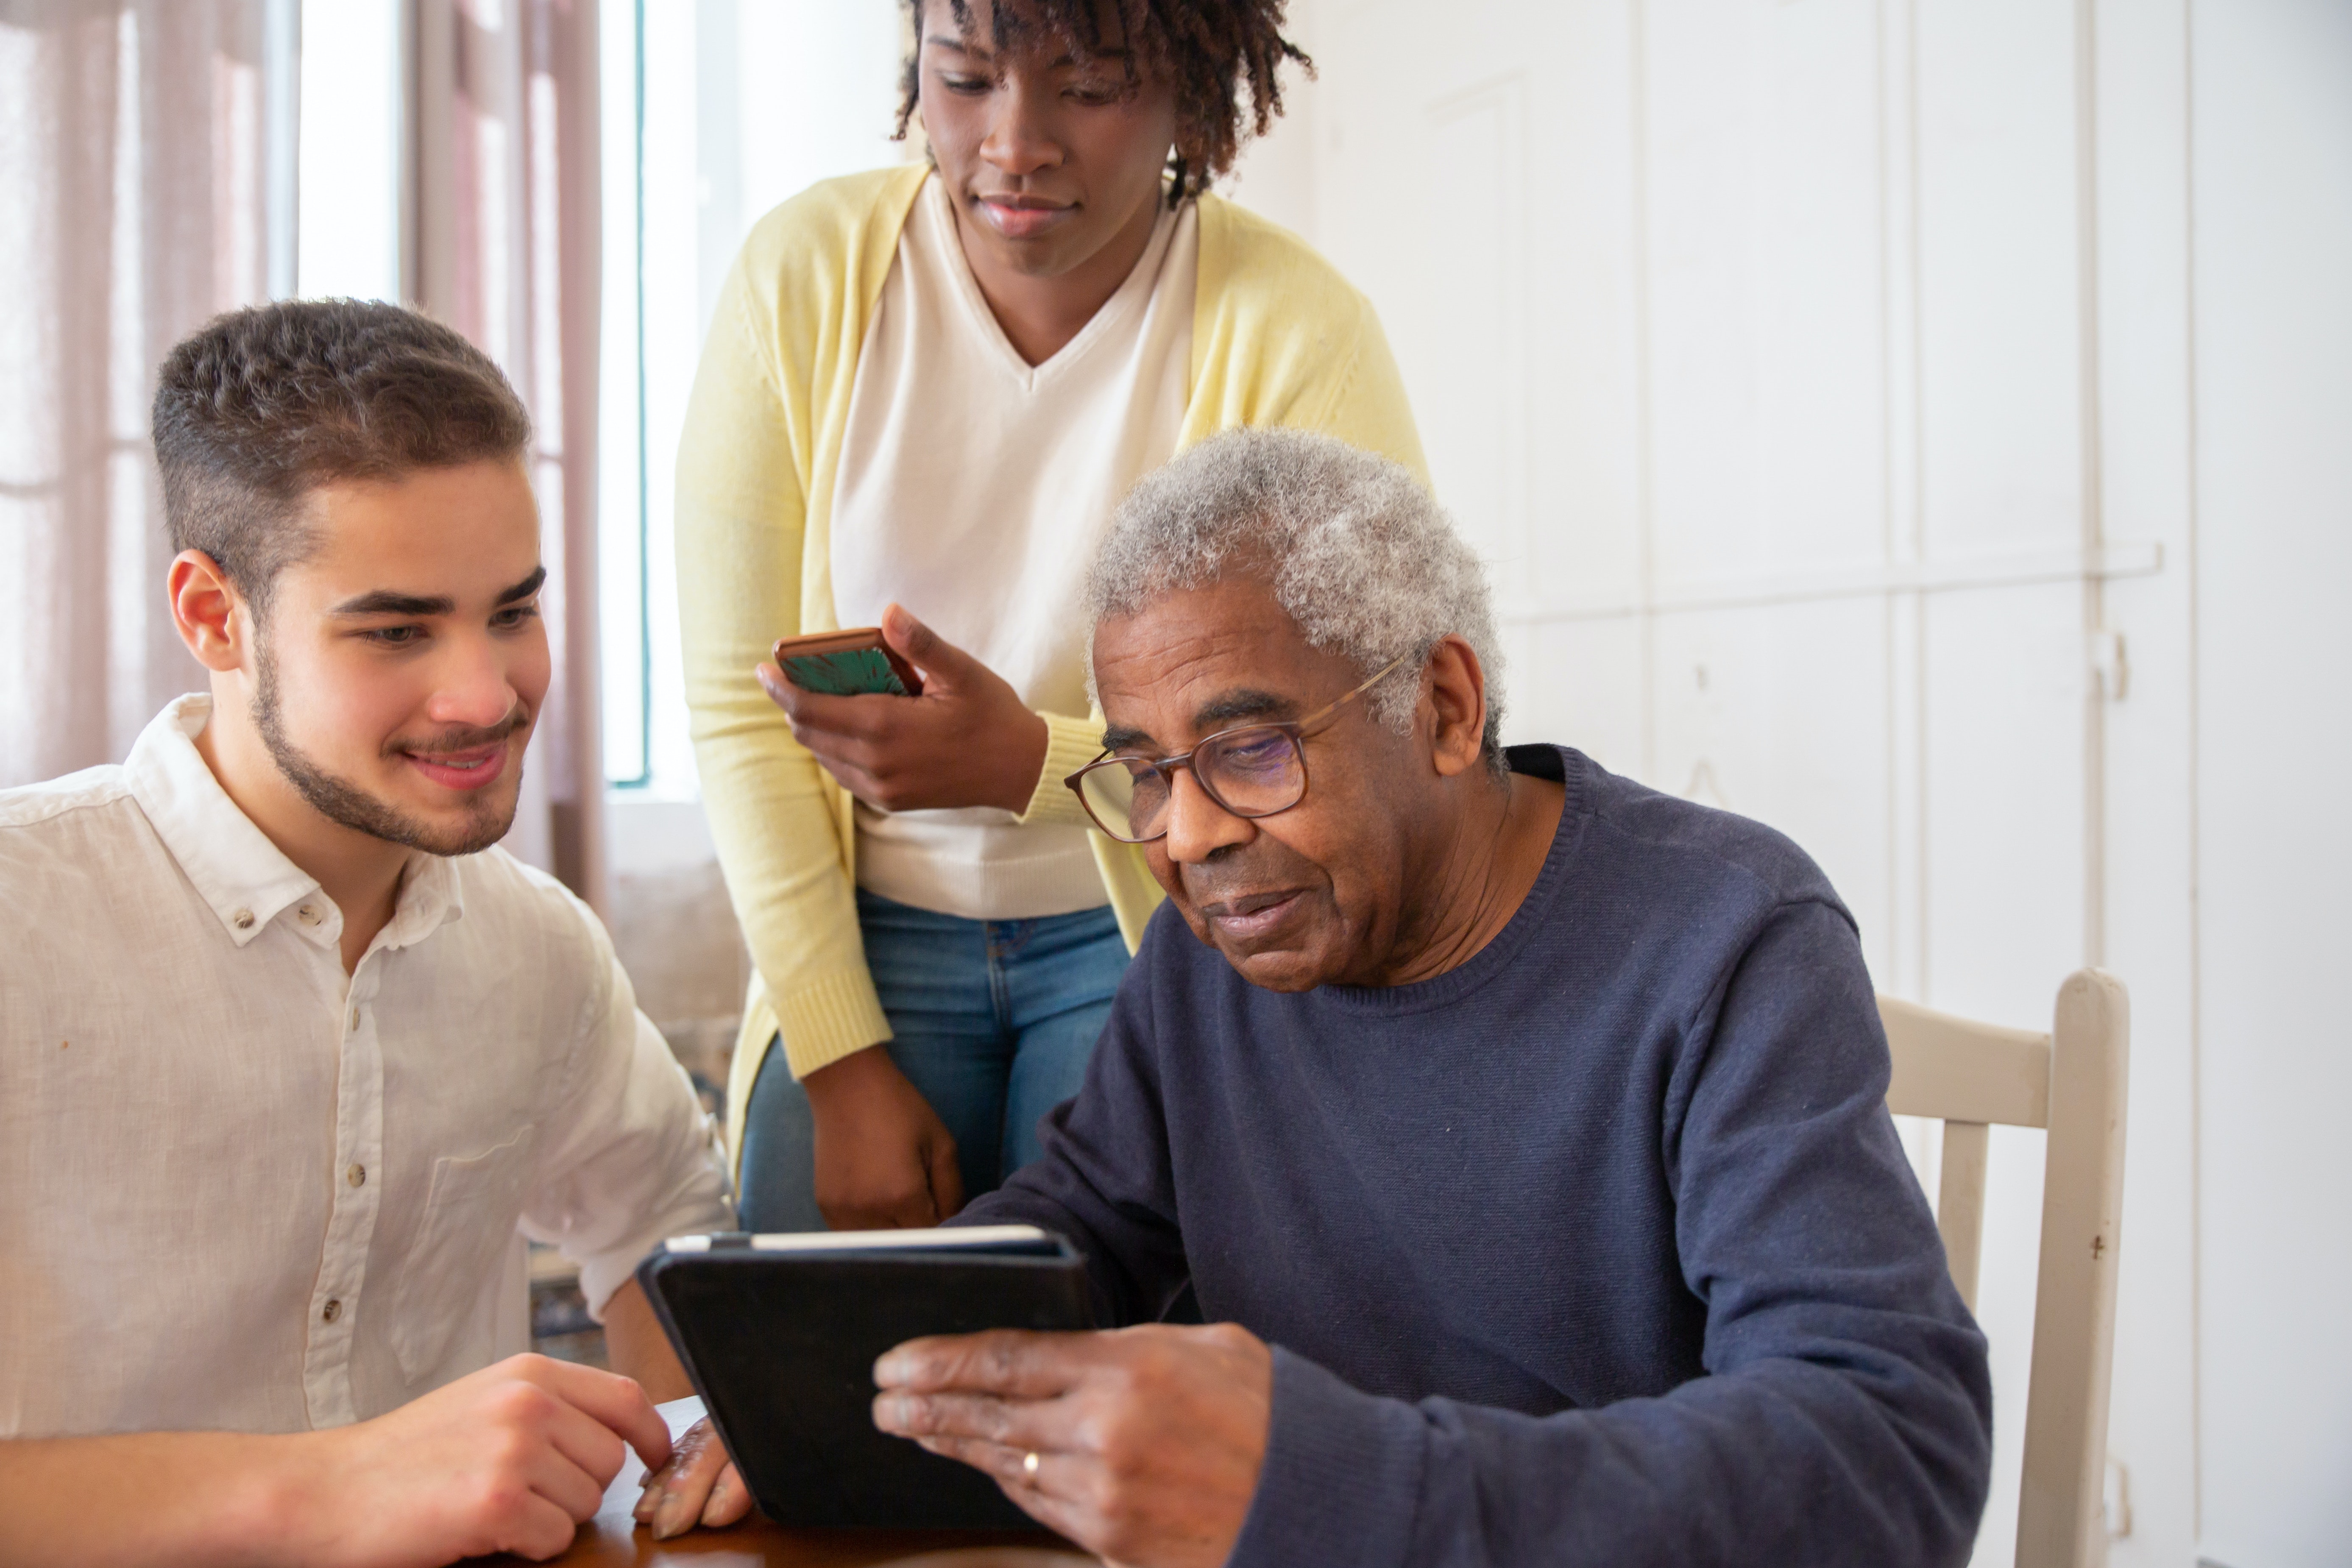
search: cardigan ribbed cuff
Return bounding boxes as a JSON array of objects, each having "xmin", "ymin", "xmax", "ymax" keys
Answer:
[
  {"xmin": 1017, "ymin": 710, "xmax": 1108, "ymax": 829},
  {"xmin": 775, "ymin": 968, "xmax": 894, "ymax": 1080},
  {"xmin": 1226, "ymin": 1348, "xmax": 1424, "ymax": 1568}
]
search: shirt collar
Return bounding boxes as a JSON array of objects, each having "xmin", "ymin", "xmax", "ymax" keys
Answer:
[{"xmin": 125, "ymin": 695, "xmax": 466, "ymax": 951}]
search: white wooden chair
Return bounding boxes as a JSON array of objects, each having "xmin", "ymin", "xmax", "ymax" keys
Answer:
[{"xmin": 1878, "ymin": 971, "xmax": 2129, "ymax": 1568}]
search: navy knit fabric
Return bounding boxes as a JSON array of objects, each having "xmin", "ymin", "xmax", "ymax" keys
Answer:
[{"xmin": 961, "ymin": 744, "xmax": 1993, "ymax": 1566}]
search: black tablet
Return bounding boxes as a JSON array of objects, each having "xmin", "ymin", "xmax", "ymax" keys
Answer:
[{"xmin": 635, "ymin": 1225, "xmax": 1093, "ymax": 1529}]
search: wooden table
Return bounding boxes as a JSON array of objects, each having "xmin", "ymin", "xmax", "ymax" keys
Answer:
[
  {"xmin": 505, "ymin": 1508, "xmax": 1087, "ymax": 1567},
  {"xmin": 478, "ymin": 1402, "xmax": 1095, "ymax": 1567}
]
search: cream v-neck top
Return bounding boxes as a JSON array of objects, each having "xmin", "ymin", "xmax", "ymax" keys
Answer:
[{"xmin": 830, "ymin": 173, "xmax": 1198, "ymax": 921}]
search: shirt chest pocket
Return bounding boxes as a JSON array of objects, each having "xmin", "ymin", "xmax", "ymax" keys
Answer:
[{"xmin": 388, "ymin": 1124, "xmax": 537, "ymax": 1383}]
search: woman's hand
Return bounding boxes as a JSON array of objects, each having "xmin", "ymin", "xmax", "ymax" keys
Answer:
[
  {"xmin": 759, "ymin": 604, "xmax": 1050, "ymax": 816},
  {"xmin": 802, "ymin": 1044, "xmax": 967, "ymax": 1231}
]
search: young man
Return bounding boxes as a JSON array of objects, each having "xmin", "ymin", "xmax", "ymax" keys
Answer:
[{"xmin": 0, "ymin": 301, "xmax": 738, "ymax": 1565}]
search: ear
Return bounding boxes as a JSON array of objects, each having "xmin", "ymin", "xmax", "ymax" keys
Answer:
[
  {"xmin": 1423, "ymin": 635, "xmax": 1489, "ymax": 781},
  {"xmin": 167, "ymin": 550, "xmax": 251, "ymax": 674}
]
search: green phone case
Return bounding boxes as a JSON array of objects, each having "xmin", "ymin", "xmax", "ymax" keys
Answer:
[{"xmin": 781, "ymin": 647, "xmax": 911, "ymax": 697}]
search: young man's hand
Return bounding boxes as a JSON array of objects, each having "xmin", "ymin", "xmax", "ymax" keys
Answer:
[
  {"xmin": 871, "ymin": 1323, "xmax": 1274, "ymax": 1568},
  {"xmin": 802, "ymin": 1045, "xmax": 966, "ymax": 1230},
  {"xmin": 286, "ymin": 1353, "xmax": 673, "ymax": 1566},
  {"xmin": 757, "ymin": 602, "xmax": 1050, "ymax": 816}
]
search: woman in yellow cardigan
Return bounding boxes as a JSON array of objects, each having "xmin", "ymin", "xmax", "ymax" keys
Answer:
[{"xmin": 675, "ymin": 0, "xmax": 1425, "ymax": 1238}]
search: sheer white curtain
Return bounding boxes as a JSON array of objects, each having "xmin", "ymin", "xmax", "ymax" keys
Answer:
[
  {"xmin": 408, "ymin": 0, "xmax": 606, "ymax": 912},
  {"xmin": 0, "ymin": 0, "xmax": 293, "ymax": 787},
  {"xmin": 0, "ymin": 0, "xmax": 606, "ymax": 913}
]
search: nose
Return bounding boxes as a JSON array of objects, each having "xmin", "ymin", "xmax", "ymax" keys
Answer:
[
  {"xmin": 424, "ymin": 630, "xmax": 525, "ymax": 731},
  {"xmin": 1162, "ymin": 767, "xmax": 1252, "ymax": 866},
  {"xmin": 979, "ymin": 73, "xmax": 1062, "ymax": 179}
]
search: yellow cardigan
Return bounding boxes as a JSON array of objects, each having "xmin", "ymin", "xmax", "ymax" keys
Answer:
[{"xmin": 674, "ymin": 162, "xmax": 1426, "ymax": 1161}]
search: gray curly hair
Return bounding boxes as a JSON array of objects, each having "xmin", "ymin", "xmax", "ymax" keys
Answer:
[{"xmin": 1086, "ymin": 427, "xmax": 1505, "ymax": 767}]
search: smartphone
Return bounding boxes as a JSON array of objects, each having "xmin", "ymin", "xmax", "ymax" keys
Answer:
[{"xmin": 770, "ymin": 628, "xmax": 924, "ymax": 697}]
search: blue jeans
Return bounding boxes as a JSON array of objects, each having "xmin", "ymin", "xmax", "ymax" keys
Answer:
[{"xmin": 736, "ymin": 889, "xmax": 1129, "ymax": 1232}]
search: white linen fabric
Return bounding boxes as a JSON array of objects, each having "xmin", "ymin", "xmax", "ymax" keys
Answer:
[
  {"xmin": 0, "ymin": 696, "xmax": 733, "ymax": 1440},
  {"xmin": 829, "ymin": 173, "xmax": 1198, "ymax": 920}
]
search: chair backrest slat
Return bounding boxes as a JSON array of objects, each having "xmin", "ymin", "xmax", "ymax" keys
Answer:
[
  {"xmin": 2017, "ymin": 972, "xmax": 2130, "ymax": 1568},
  {"xmin": 1880, "ymin": 995, "xmax": 2052, "ymax": 1127},
  {"xmin": 1875, "ymin": 972, "xmax": 2129, "ymax": 1568}
]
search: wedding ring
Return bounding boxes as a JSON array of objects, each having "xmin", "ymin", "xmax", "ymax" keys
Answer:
[{"xmin": 1022, "ymin": 1450, "xmax": 1041, "ymax": 1479}]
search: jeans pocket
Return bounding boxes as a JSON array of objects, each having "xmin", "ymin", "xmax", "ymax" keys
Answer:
[{"xmin": 387, "ymin": 1124, "xmax": 537, "ymax": 1383}]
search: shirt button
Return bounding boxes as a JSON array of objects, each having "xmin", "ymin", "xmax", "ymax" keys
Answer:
[
  {"xmin": 298, "ymin": 904, "xmax": 321, "ymax": 926},
  {"xmin": 346, "ymin": 1163, "xmax": 366, "ymax": 1188},
  {"xmin": 349, "ymin": 1009, "xmax": 360, "ymax": 1033},
  {"xmin": 232, "ymin": 909, "xmax": 255, "ymax": 930},
  {"xmin": 322, "ymin": 1299, "xmax": 342, "ymax": 1323}
]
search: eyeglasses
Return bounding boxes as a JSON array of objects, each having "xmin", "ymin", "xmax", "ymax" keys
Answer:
[{"xmin": 1063, "ymin": 651, "xmax": 1418, "ymax": 844}]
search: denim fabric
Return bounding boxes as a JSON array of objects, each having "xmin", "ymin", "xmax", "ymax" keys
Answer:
[{"xmin": 736, "ymin": 889, "xmax": 1129, "ymax": 1232}]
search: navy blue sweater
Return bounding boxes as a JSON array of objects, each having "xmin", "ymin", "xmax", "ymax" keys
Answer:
[{"xmin": 963, "ymin": 745, "xmax": 1993, "ymax": 1565}]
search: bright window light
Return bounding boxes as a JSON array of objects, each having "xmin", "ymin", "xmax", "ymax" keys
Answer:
[
  {"xmin": 295, "ymin": 0, "xmax": 401, "ymax": 302},
  {"xmin": 602, "ymin": 0, "xmax": 909, "ymax": 794}
]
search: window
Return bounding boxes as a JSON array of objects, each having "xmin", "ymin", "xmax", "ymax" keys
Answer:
[
  {"xmin": 599, "ymin": 0, "xmax": 910, "ymax": 794},
  {"xmin": 295, "ymin": 0, "xmax": 401, "ymax": 303}
]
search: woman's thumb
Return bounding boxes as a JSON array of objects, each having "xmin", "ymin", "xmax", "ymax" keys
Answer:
[{"xmin": 882, "ymin": 603, "xmax": 965, "ymax": 686}]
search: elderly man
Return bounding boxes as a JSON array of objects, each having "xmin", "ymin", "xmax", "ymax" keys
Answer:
[{"xmin": 819, "ymin": 429, "xmax": 1993, "ymax": 1565}]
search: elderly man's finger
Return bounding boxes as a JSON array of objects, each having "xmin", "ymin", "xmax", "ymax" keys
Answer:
[
  {"xmin": 700, "ymin": 1461, "xmax": 752, "ymax": 1527},
  {"xmin": 636, "ymin": 1416, "xmax": 730, "ymax": 1540},
  {"xmin": 872, "ymin": 1387, "xmax": 1065, "ymax": 1449},
  {"xmin": 913, "ymin": 1438, "xmax": 1098, "ymax": 1545},
  {"xmin": 872, "ymin": 1329, "xmax": 1095, "ymax": 1396},
  {"xmin": 914, "ymin": 1434, "xmax": 1053, "ymax": 1486}
]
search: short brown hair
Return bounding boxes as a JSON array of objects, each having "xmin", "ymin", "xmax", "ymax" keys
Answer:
[
  {"xmin": 151, "ymin": 299, "xmax": 532, "ymax": 614},
  {"xmin": 897, "ymin": 0, "xmax": 1310, "ymax": 204}
]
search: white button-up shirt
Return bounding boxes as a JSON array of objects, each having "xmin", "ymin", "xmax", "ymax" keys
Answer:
[{"xmin": 0, "ymin": 696, "xmax": 733, "ymax": 1438}]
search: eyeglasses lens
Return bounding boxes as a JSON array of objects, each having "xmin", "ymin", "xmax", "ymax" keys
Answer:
[
  {"xmin": 1076, "ymin": 759, "xmax": 1155, "ymax": 842},
  {"xmin": 1080, "ymin": 730, "xmax": 1307, "ymax": 843},
  {"xmin": 1197, "ymin": 729, "xmax": 1306, "ymax": 814}
]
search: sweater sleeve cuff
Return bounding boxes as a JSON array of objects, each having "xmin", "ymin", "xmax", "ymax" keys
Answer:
[
  {"xmin": 1226, "ymin": 1348, "xmax": 1425, "ymax": 1568},
  {"xmin": 1016, "ymin": 710, "xmax": 1107, "ymax": 829},
  {"xmin": 775, "ymin": 968, "xmax": 894, "ymax": 1080}
]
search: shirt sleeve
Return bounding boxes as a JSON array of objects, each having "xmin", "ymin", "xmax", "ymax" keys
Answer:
[
  {"xmin": 1014, "ymin": 710, "xmax": 1112, "ymax": 830},
  {"xmin": 1221, "ymin": 899, "xmax": 1993, "ymax": 1568},
  {"xmin": 519, "ymin": 901, "xmax": 736, "ymax": 1315},
  {"xmin": 676, "ymin": 254, "xmax": 892, "ymax": 1081},
  {"xmin": 1304, "ymin": 290, "xmax": 1427, "ymax": 482}
]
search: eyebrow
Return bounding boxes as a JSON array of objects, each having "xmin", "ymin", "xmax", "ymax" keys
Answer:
[
  {"xmin": 327, "ymin": 565, "xmax": 546, "ymax": 619},
  {"xmin": 1101, "ymin": 689, "xmax": 1298, "ymax": 755},
  {"xmin": 923, "ymin": 32, "xmax": 1130, "ymax": 67}
]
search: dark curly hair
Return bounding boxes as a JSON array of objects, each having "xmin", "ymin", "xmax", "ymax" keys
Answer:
[
  {"xmin": 152, "ymin": 299, "xmax": 531, "ymax": 616},
  {"xmin": 895, "ymin": 0, "xmax": 1311, "ymax": 205}
]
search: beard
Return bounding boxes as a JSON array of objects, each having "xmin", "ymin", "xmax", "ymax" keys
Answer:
[{"xmin": 253, "ymin": 645, "xmax": 528, "ymax": 858}]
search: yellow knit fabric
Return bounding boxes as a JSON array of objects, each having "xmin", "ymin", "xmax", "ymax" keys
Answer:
[{"xmin": 675, "ymin": 162, "xmax": 1427, "ymax": 1163}]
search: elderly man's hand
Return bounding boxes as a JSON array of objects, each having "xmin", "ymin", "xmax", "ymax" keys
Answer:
[
  {"xmin": 872, "ymin": 1324, "xmax": 1273, "ymax": 1568},
  {"xmin": 631, "ymin": 1416, "xmax": 753, "ymax": 1540}
]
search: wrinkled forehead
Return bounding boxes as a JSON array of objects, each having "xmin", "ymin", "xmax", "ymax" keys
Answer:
[{"xmin": 1091, "ymin": 576, "xmax": 1352, "ymax": 747}]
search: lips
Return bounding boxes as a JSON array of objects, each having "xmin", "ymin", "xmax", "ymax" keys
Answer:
[
  {"xmin": 1199, "ymin": 888, "xmax": 1303, "ymax": 942},
  {"xmin": 975, "ymin": 192, "xmax": 1074, "ymax": 240},
  {"xmin": 404, "ymin": 742, "xmax": 509, "ymax": 793}
]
